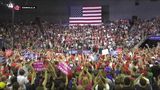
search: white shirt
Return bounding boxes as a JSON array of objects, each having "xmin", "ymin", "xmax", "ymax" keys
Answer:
[
  {"xmin": 17, "ymin": 75, "xmax": 29, "ymax": 90},
  {"xmin": 95, "ymin": 83, "xmax": 110, "ymax": 90}
]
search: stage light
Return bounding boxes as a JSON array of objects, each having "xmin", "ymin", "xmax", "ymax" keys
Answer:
[
  {"xmin": 14, "ymin": 5, "xmax": 20, "ymax": 11},
  {"xmin": 7, "ymin": 2, "xmax": 14, "ymax": 8}
]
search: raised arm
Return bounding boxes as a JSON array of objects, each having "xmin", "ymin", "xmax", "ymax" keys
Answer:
[
  {"xmin": 42, "ymin": 70, "xmax": 48, "ymax": 90},
  {"xmin": 134, "ymin": 73, "xmax": 143, "ymax": 85},
  {"xmin": 48, "ymin": 61, "xmax": 57, "ymax": 78},
  {"xmin": 85, "ymin": 68, "xmax": 92, "ymax": 81},
  {"xmin": 94, "ymin": 70, "xmax": 102, "ymax": 84},
  {"xmin": 78, "ymin": 67, "xmax": 84, "ymax": 80},
  {"xmin": 28, "ymin": 61, "xmax": 36, "ymax": 85},
  {"xmin": 65, "ymin": 75, "xmax": 68, "ymax": 86}
]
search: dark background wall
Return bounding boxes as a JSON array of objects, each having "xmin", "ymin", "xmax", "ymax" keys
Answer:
[
  {"xmin": 0, "ymin": 0, "xmax": 160, "ymax": 24},
  {"xmin": 109, "ymin": 0, "xmax": 160, "ymax": 20}
]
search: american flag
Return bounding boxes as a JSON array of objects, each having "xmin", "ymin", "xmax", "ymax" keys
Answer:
[{"xmin": 69, "ymin": 6, "xmax": 102, "ymax": 25}]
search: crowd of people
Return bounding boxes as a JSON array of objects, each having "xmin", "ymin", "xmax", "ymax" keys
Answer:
[
  {"xmin": 0, "ymin": 17, "xmax": 159, "ymax": 50},
  {"xmin": 0, "ymin": 17, "xmax": 159, "ymax": 90}
]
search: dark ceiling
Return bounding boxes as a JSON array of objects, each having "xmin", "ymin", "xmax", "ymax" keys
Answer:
[{"xmin": 0, "ymin": 0, "xmax": 160, "ymax": 23}]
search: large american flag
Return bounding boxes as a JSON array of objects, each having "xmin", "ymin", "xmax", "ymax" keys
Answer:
[{"xmin": 69, "ymin": 6, "xmax": 102, "ymax": 25}]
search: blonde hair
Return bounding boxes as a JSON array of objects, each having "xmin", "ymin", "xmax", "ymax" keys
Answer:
[
  {"xmin": 158, "ymin": 76, "xmax": 160, "ymax": 87},
  {"xmin": 82, "ymin": 76, "xmax": 89, "ymax": 86},
  {"xmin": 77, "ymin": 85, "xmax": 84, "ymax": 90}
]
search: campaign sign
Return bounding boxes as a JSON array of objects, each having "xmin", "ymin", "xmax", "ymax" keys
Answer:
[
  {"xmin": 33, "ymin": 61, "xmax": 44, "ymax": 72},
  {"xmin": 82, "ymin": 50, "xmax": 92, "ymax": 55},
  {"xmin": 57, "ymin": 62, "xmax": 71, "ymax": 75},
  {"xmin": 102, "ymin": 49, "xmax": 109, "ymax": 55},
  {"xmin": 67, "ymin": 50, "xmax": 78, "ymax": 54},
  {"xmin": 21, "ymin": 50, "xmax": 39, "ymax": 60},
  {"xmin": 116, "ymin": 48, "xmax": 123, "ymax": 54},
  {"xmin": 148, "ymin": 36, "xmax": 160, "ymax": 40}
]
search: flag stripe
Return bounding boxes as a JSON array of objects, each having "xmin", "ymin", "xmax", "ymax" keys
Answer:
[
  {"xmin": 69, "ymin": 20, "xmax": 102, "ymax": 23},
  {"xmin": 83, "ymin": 6, "xmax": 102, "ymax": 9},
  {"xmin": 69, "ymin": 22, "xmax": 102, "ymax": 24},
  {"xmin": 69, "ymin": 19, "xmax": 102, "ymax": 21},
  {"xmin": 69, "ymin": 17, "xmax": 102, "ymax": 20},
  {"xmin": 82, "ymin": 10, "xmax": 101, "ymax": 13},
  {"xmin": 83, "ymin": 14, "xmax": 102, "ymax": 16},
  {"xmin": 69, "ymin": 23, "xmax": 101, "ymax": 26}
]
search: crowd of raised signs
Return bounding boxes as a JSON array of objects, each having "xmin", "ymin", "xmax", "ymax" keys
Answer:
[{"xmin": 0, "ymin": 17, "xmax": 160, "ymax": 90}]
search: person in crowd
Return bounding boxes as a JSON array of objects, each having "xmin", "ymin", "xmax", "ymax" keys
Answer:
[
  {"xmin": 134, "ymin": 74, "xmax": 153, "ymax": 90},
  {"xmin": 0, "ymin": 76, "xmax": 7, "ymax": 90},
  {"xmin": 17, "ymin": 69, "xmax": 29, "ymax": 90}
]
